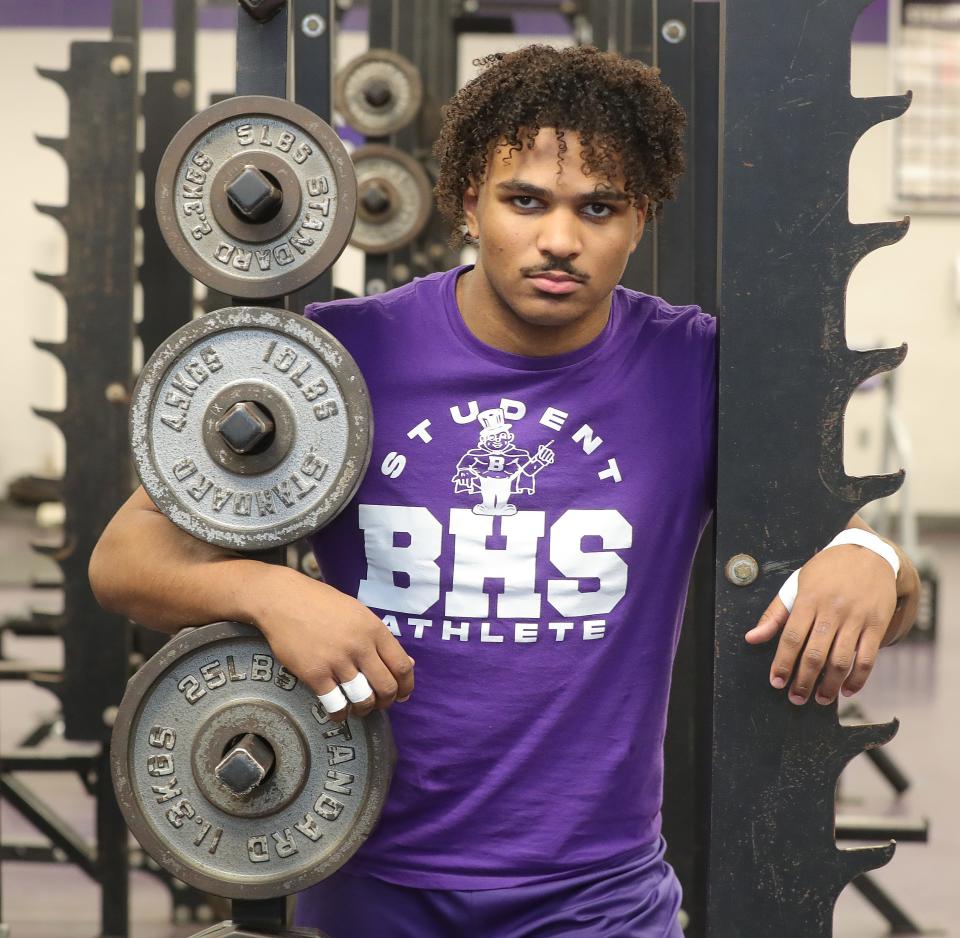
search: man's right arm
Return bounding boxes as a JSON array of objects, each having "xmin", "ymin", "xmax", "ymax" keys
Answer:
[{"xmin": 89, "ymin": 487, "xmax": 414, "ymax": 717}]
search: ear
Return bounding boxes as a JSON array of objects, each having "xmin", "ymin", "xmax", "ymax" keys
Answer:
[
  {"xmin": 631, "ymin": 195, "xmax": 651, "ymax": 251},
  {"xmin": 462, "ymin": 180, "xmax": 480, "ymax": 242}
]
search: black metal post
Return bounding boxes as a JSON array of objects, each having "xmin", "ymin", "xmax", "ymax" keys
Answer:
[
  {"xmin": 651, "ymin": 0, "xmax": 695, "ymax": 305},
  {"xmin": 660, "ymin": 6, "xmax": 719, "ymax": 934},
  {"xmin": 692, "ymin": 0, "xmax": 720, "ymax": 315},
  {"xmin": 595, "ymin": 0, "xmax": 657, "ymax": 294},
  {"xmin": 291, "ymin": 0, "xmax": 337, "ymax": 310},
  {"xmin": 140, "ymin": 0, "xmax": 198, "ymax": 361},
  {"xmin": 709, "ymin": 0, "xmax": 912, "ymax": 933},
  {"xmin": 362, "ymin": 0, "xmax": 395, "ymax": 295},
  {"xmin": 237, "ymin": 1, "xmax": 290, "ymax": 98}
]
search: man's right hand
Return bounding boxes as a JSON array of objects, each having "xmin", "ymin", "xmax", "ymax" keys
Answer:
[
  {"xmin": 255, "ymin": 567, "xmax": 414, "ymax": 722},
  {"xmin": 90, "ymin": 486, "xmax": 413, "ymax": 723}
]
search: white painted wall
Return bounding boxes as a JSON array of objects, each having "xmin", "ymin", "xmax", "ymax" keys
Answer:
[
  {"xmin": 1, "ymin": 30, "xmax": 958, "ymax": 516},
  {"xmin": 845, "ymin": 43, "xmax": 960, "ymax": 518}
]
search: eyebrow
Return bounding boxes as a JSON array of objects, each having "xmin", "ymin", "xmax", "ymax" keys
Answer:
[{"xmin": 495, "ymin": 179, "xmax": 629, "ymax": 203}]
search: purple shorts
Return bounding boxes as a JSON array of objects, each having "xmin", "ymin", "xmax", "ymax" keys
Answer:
[{"xmin": 293, "ymin": 837, "xmax": 684, "ymax": 937}]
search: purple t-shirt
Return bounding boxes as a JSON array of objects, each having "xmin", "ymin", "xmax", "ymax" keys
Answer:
[{"xmin": 305, "ymin": 266, "xmax": 716, "ymax": 890}]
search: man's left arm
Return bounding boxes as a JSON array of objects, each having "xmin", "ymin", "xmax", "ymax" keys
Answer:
[{"xmin": 744, "ymin": 514, "xmax": 921, "ymax": 706}]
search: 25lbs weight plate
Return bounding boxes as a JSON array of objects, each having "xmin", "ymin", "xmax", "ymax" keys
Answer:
[
  {"xmin": 350, "ymin": 145, "xmax": 433, "ymax": 254},
  {"xmin": 110, "ymin": 622, "xmax": 395, "ymax": 901},
  {"xmin": 130, "ymin": 307, "xmax": 372, "ymax": 551},
  {"xmin": 156, "ymin": 96, "xmax": 357, "ymax": 299},
  {"xmin": 334, "ymin": 50, "xmax": 423, "ymax": 138}
]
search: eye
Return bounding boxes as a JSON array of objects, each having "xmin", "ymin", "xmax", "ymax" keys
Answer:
[
  {"xmin": 583, "ymin": 202, "xmax": 614, "ymax": 218},
  {"xmin": 511, "ymin": 195, "xmax": 542, "ymax": 210}
]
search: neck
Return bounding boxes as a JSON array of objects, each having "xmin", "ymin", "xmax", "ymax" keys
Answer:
[{"xmin": 455, "ymin": 265, "xmax": 612, "ymax": 357}]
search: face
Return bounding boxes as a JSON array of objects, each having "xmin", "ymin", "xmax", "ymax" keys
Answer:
[
  {"xmin": 462, "ymin": 128, "xmax": 648, "ymax": 333},
  {"xmin": 482, "ymin": 430, "xmax": 513, "ymax": 451}
]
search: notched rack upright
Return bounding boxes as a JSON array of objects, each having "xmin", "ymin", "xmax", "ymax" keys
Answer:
[
  {"xmin": 711, "ymin": 0, "xmax": 912, "ymax": 935},
  {"xmin": 32, "ymin": 24, "xmax": 138, "ymax": 746},
  {"xmin": 2, "ymin": 11, "xmax": 140, "ymax": 937}
]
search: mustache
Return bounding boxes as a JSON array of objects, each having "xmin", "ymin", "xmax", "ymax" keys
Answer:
[{"xmin": 519, "ymin": 256, "xmax": 590, "ymax": 283}]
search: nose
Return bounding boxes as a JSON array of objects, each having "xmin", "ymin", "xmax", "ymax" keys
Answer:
[{"xmin": 536, "ymin": 207, "xmax": 582, "ymax": 261}]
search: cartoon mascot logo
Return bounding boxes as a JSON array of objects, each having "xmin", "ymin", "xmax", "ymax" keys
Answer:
[{"xmin": 452, "ymin": 408, "xmax": 556, "ymax": 515}]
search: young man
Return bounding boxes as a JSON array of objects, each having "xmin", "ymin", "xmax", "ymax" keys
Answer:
[{"xmin": 91, "ymin": 45, "xmax": 919, "ymax": 937}]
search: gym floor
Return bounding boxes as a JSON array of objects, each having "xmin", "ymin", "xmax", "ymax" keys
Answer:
[{"xmin": 0, "ymin": 502, "xmax": 955, "ymax": 937}]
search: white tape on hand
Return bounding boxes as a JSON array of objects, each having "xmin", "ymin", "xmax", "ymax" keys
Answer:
[
  {"xmin": 317, "ymin": 686, "xmax": 348, "ymax": 713},
  {"xmin": 341, "ymin": 672, "xmax": 374, "ymax": 704},
  {"xmin": 777, "ymin": 569, "xmax": 801, "ymax": 614},
  {"xmin": 824, "ymin": 529, "xmax": 900, "ymax": 579}
]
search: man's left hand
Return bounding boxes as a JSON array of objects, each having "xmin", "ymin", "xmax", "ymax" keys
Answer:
[{"xmin": 744, "ymin": 526, "xmax": 918, "ymax": 706}]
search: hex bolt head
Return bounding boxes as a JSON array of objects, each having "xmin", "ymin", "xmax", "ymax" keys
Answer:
[
  {"xmin": 301, "ymin": 13, "xmax": 326, "ymax": 36},
  {"xmin": 725, "ymin": 553, "xmax": 760, "ymax": 586},
  {"xmin": 110, "ymin": 54, "xmax": 132, "ymax": 76},
  {"xmin": 215, "ymin": 733, "xmax": 275, "ymax": 796},
  {"xmin": 225, "ymin": 165, "xmax": 283, "ymax": 224},
  {"xmin": 216, "ymin": 401, "xmax": 275, "ymax": 455},
  {"xmin": 104, "ymin": 382, "xmax": 128, "ymax": 404},
  {"xmin": 661, "ymin": 18, "xmax": 688, "ymax": 43},
  {"xmin": 361, "ymin": 184, "xmax": 392, "ymax": 216},
  {"xmin": 363, "ymin": 78, "xmax": 393, "ymax": 108}
]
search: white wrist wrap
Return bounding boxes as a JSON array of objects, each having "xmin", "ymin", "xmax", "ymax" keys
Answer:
[
  {"xmin": 777, "ymin": 530, "xmax": 899, "ymax": 614},
  {"xmin": 824, "ymin": 529, "xmax": 900, "ymax": 578}
]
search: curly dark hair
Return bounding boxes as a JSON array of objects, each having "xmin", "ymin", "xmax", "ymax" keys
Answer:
[{"xmin": 432, "ymin": 44, "xmax": 687, "ymax": 246}]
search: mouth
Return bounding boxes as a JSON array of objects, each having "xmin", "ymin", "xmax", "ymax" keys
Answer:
[{"xmin": 526, "ymin": 272, "xmax": 584, "ymax": 295}]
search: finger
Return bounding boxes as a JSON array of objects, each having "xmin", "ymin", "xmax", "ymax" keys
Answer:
[
  {"xmin": 335, "ymin": 662, "xmax": 379, "ymax": 716},
  {"xmin": 841, "ymin": 617, "xmax": 885, "ymax": 697},
  {"xmin": 814, "ymin": 618, "xmax": 862, "ymax": 705},
  {"xmin": 769, "ymin": 599, "xmax": 816, "ymax": 691},
  {"xmin": 787, "ymin": 610, "xmax": 841, "ymax": 704},
  {"xmin": 745, "ymin": 596, "xmax": 789, "ymax": 644},
  {"xmin": 315, "ymin": 676, "xmax": 349, "ymax": 723},
  {"xmin": 358, "ymin": 652, "xmax": 401, "ymax": 710},
  {"xmin": 377, "ymin": 634, "xmax": 415, "ymax": 701}
]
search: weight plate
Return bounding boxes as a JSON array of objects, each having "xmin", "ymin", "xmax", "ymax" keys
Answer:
[
  {"xmin": 111, "ymin": 622, "xmax": 395, "ymax": 901},
  {"xmin": 350, "ymin": 146, "xmax": 433, "ymax": 254},
  {"xmin": 334, "ymin": 49, "xmax": 423, "ymax": 138},
  {"xmin": 130, "ymin": 307, "xmax": 373, "ymax": 551},
  {"xmin": 156, "ymin": 96, "xmax": 357, "ymax": 299}
]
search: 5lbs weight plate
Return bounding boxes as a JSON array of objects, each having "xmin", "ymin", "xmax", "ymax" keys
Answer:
[
  {"xmin": 111, "ymin": 622, "xmax": 395, "ymax": 900},
  {"xmin": 130, "ymin": 307, "xmax": 372, "ymax": 551},
  {"xmin": 156, "ymin": 96, "xmax": 357, "ymax": 299}
]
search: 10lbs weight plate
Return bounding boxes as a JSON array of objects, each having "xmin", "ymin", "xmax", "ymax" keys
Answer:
[
  {"xmin": 350, "ymin": 145, "xmax": 433, "ymax": 254},
  {"xmin": 110, "ymin": 622, "xmax": 395, "ymax": 900},
  {"xmin": 156, "ymin": 96, "xmax": 357, "ymax": 299},
  {"xmin": 334, "ymin": 50, "xmax": 423, "ymax": 138},
  {"xmin": 130, "ymin": 307, "xmax": 372, "ymax": 551}
]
